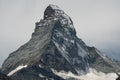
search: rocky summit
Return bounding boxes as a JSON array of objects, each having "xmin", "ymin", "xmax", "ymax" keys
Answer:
[{"xmin": 1, "ymin": 4, "xmax": 120, "ymax": 80}]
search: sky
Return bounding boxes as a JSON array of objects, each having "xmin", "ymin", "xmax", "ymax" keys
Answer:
[{"xmin": 0, "ymin": 0, "xmax": 120, "ymax": 66}]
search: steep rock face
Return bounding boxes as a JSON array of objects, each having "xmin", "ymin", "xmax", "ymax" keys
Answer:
[
  {"xmin": 87, "ymin": 47, "xmax": 120, "ymax": 73},
  {"xmin": 1, "ymin": 4, "xmax": 120, "ymax": 80}
]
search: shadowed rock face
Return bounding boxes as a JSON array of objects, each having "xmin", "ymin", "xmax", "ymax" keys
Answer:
[
  {"xmin": 116, "ymin": 76, "xmax": 120, "ymax": 80},
  {"xmin": 116, "ymin": 77, "xmax": 120, "ymax": 80},
  {"xmin": 116, "ymin": 73, "xmax": 120, "ymax": 80},
  {"xmin": 0, "ymin": 71, "xmax": 13, "ymax": 80},
  {"xmin": 1, "ymin": 4, "xmax": 120, "ymax": 80}
]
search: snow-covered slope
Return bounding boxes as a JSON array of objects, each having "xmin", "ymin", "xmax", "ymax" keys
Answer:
[
  {"xmin": 1, "ymin": 4, "xmax": 120, "ymax": 80},
  {"xmin": 52, "ymin": 68, "xmax": 118, "ymax": 80}
]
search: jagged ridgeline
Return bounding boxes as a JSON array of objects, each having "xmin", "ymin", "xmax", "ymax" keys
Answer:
[{"xmin": 1, "ymin": 4, "xmax": 120, "ymax": 80}]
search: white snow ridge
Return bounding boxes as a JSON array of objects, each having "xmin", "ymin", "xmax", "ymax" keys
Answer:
[
  {"xmin": 51, "ymin": 68, "xmax": 118, "ymax": 80},
  {"xmin": 7, "ymin": 65, "xmax": 27, "ymax": 76}
]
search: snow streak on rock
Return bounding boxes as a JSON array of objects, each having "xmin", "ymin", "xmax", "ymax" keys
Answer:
[
  {"xmin": 7, "ymin": 65, "xmax": 27, "ymax": 76},
  {"xmin": 52, "ymin": 68, "xmax": 119, "ymax": 80}
]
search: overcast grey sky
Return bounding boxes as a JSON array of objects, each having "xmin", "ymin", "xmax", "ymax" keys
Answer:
[{"xmin": 0, "ymin": 0, "xmax": 120, "ymax": 66}]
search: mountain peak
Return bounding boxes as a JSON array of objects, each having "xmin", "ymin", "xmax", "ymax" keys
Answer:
[
  {"xmin": 1, "ymin": 5, "xmax": 120, "ymax": 80},
  {"xmin": 44, "ymin": 4, "xmax": 63, "ymax": 19},
  {"xmin": 49, "ymin": 4, "xmax": 61, "ymax": 10}
]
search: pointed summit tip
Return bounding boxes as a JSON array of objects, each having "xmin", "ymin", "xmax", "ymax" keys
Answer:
[
  {"xmin": 44, "ymin": 4, "xmax": 63, "ymax": 19},
  {"xmin": 48, "ymin": 4, "xmax": 61, "ymax": 10}
]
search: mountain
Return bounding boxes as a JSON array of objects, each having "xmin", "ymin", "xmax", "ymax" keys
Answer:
[{"xmin": 1, "ymin": 4, "xmax": 120, "ymax": 80}]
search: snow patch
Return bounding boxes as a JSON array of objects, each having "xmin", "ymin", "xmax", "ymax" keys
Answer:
[
  {"xmin": 39, "ymin": 73, "xmax": 45, "ymax": 78},
  {"xmin": 7, "ymin": 65, "xmax": 27, "ymax": 76},
  {"xmin": 51, "ymin": 68, "xmax": 118, "ymax": 80},
  {"xmin": 39, "ymin": 64, "xmax": 43, "ymax": 68},
  {"xmin": 60, "ymin": 19, "xmax": 68, "ymax": 25},
  {"xmin": 71, "ymin": 40, "xmax": 74, "ymax": 43},
  {"xmin": 54, "ymin": 17, "xmax": 58, "ymax": 20},
  {"xmin": 37, "ymin": 23, "xmax": 42, "ymax": 27}
]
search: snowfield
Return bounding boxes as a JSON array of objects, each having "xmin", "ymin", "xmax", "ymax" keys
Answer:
[{"xmin": 52, "ymin": 68, "xmax": 118, "ymax": 80}]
